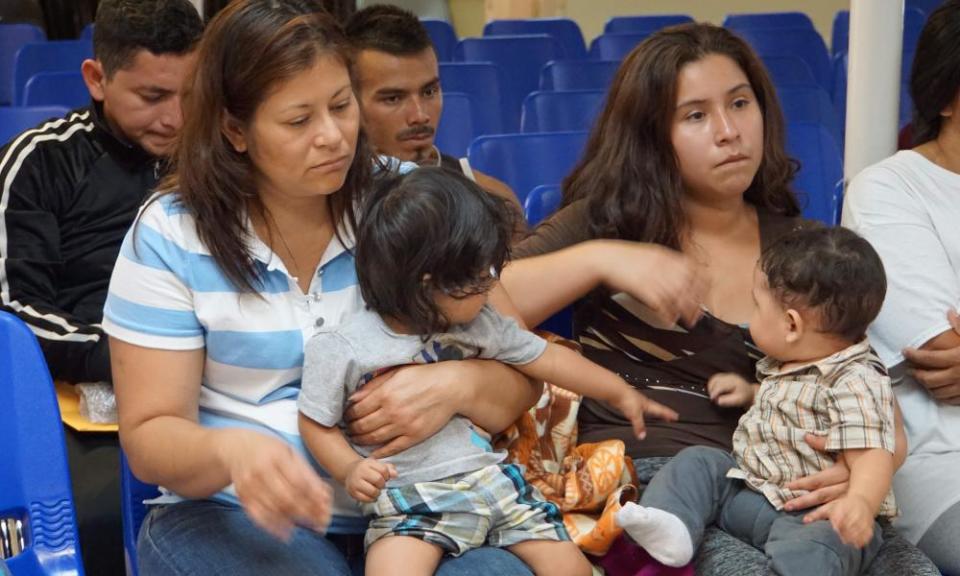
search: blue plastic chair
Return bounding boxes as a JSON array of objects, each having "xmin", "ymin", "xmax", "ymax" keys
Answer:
[
  {"xmin": 761, "ymin": 55, "xmax": 820, "ymax": 88},
  {"xmin": 435, "ymin": 91, "xmax": 474, "ymax": 158},
  {"xmin": 0, "ymin": 23, "xmax": 45, "ymax": 106},
  {"xmin": 722, "ymin": 11, "xmax": 816, "ymax": 31},
  {"xmin": 603, "ymin": 14, "xmax": 693, "ymax": 35},
  {"xmin": 0, "ymin": 106, "xmax": 70, "ymax": 147},
  {"xmin": 0, "ymin": 311, "xmax": 85, "ymax": 576},
  {"xmin": 455, "ymin": 35, "xmax": 560, "ymax": 132},
  {"xmin": 467, "ymin": 131, "xmax": 587, "ymax": 204},
  {"xmin": 421, "ymin": 18, "xmax": 457, "ymax": 62},
  {"xmin": 733, "ymin": 28, "xmax": 832, "ymax": 92},
  {"xmin": 521, "ymin": 90, "xmax": 605, "ymax": 133},
  {"xmin": 785, "ymin": 121, "xmax": 844, "ymax": 225},
  {"xmin": 523, "ymin": 184, "xmax": 573, "ymax": 338},
  {"xmin": 22, "ymin": 71, "xmax": 88, "ymax": 108},
  {"xmin": 438, "ymin": 62, "xmax": 504, "ymax": 136},
  {"xmin": 777, "ymin": 86, "xmax": 843, "ymax": 149},
  {"xmin": 539, "ymin": 59, "xmax": 619, "ymax": 91},
  {"xmin": 13, "ymin": 40, "xmax": 94, "ymax": 105},
  {"xmin": 906, "ymin": 0, "xmax": 944, "ymax": 16},
  {"xmin": 79, "ymin": 23, "xmax": 95, "ymax": 41},
  {"xmin": 831, "ymin": 7, "xmax": 926, "ymax": 58},
  {"xmin": 589, "ymin": 32, "xmax": 651, "ymax": 61},
  {"xmin": 483, "ymin": 18, "xmax": 586, "ymax": 59},
  {"xmin": 120, "ymin": 452, "xmax": 159, "ymax": 576}
]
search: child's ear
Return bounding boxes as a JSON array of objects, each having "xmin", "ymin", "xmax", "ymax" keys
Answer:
[{"xmin": 784, "ymin": 308, "xmax": 804, "ymax": 344}]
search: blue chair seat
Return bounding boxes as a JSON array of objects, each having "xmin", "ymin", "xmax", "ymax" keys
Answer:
[
  {"xmin": 120, "ymin": 452, "xmax": 160, "ymax": 576},
  {"xmin": 435, "ymin": 91, "xmax": 474, "ymax": 158},
  {"xmin": 13, "ymin": 40, "xmax": 94, "ymax": 105},
  {"xmin": 0, "ymin": 106, "xmax": 70, "ymax": 148},
  {"xmin": 0, "ymin": 311, "xmax": 85, "ymax": 575},
  {"xmin": 0, "ymin": 23, "xmax": 45, "ymax": 106},
  {"xmin": 483, "ymin": 18, "xmax": 586, "ymax": 59},
  {"xmin": 777, "ymin": 86, "xmax": 843, "ymax": 149},
  {"xmin": 589, "ymin": 32, "xmax": 651, "ymax": 61},
  {"xmin": 733, "ymin": 28, "xmax": 832, "ymax": 92},
  {"xmin": 439, "ymin": 62, "xmax": 504, "ymax": 136},
  {"xmin": 467, "ymin": 131, "xmax": 587, "ymax": 204},
  {"xmin": 603, "ymin": 14, "xmax": 693, "ymax": 35},
  {"xmin": 539, "ymin": 59, "xmax": 619, "ymax": 91},
  {"xmin": 23, "ymin": 71, "xmax": 89, "ymax": 108},
  {"xmin": 785, "ymin": 121, "xmax": 844, "ymax": 225},
  {"xmin": 421, "ymin": 19, "xmax": 457, "ymax": 62},
  {"xmin": 521, "ymin": 90, "xmax": 605, "ymax": 133},
  {"xmin": 723, "ymin": 11, "xmax": 816, "ymax": 31}
]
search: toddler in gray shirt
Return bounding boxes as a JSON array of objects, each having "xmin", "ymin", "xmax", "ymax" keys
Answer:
[{"xmin": 298, "ymin": 168, "xmax": 678, "ymax": 576}]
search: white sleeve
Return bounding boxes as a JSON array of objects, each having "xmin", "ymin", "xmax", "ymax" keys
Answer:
[{"xmin": 843, "ymin": 163, "xmax": 958, "ymax": 366}]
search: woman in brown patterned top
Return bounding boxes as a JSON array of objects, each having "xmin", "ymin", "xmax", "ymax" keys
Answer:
[{"xmin": 500, "ymin": 23, "xmax": 931, "ymax": 575}]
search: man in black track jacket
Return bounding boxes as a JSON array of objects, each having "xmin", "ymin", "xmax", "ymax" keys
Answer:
[{"xmin": 0, "ymin": 1, "xmax": 202, "ymax": 574}]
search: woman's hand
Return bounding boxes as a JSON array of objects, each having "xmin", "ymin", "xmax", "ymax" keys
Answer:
[
  {"xmin": 592, "ymin": 240, "xmax": 704, "ymax": 328},
  {"xmin": 782, "ymin": 434, "xmax": 850, "ymax": 517},
  {"xmin": 216, "ymin": 429, "xmax": 333, "ymax": 541},
  {"xmin": 344, "ymin": 362, "xmax": 461, "ymax": 458},
  {"xmin": 707, "ymin": 373, "xmax": 757, "ymax": 407},
  {"xmin": 904, "ymin": 309, "xmax": 960, "ymax": 404}
]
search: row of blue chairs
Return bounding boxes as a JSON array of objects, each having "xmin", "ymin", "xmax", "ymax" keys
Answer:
[{"xmin": 0, "ymin": 32, "xmax": 92, "ymax": 106}]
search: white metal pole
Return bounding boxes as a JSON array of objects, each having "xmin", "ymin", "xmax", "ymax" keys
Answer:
[{"xmin": 843, "ymin": 0, "xmax": 904, "ymax": 183}]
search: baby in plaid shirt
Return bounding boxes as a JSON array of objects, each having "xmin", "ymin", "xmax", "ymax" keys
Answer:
[
  {"xmin": 617, "ymin": 226, "xmax": 897, "ymax": 576},
  {"xmin": 297, "ymin": 168, "xmax": 678, "ymax": 576}
]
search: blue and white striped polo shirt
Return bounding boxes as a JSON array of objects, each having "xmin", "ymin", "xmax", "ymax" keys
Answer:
[{"xmin": 102, "ymin": 192, "xmax": 368, "ymax": 533}]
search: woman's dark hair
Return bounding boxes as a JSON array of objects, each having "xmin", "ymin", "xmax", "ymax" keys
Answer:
[
  {"xmin": 562, "ymin": 23, "xmax": 799, "ymax": 249},
  {"xmin": 154, "ymin": 0, "xmax": 374, "ymax": 292},
  {"xmin": 910, "ymin": 0, "xmax": 960, "ymax": 145},
  {"xmin": 760, "ymin": 226, "xmax": 886, "ymax": 342},
  {"xmin": 357, "ymin": 167, "xmax": 515, "ymax": 336}
]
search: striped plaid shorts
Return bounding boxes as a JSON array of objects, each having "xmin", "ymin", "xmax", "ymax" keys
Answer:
[{"xmin": 361, "ymin": 463, "xmax": 569, "ymax": 556}]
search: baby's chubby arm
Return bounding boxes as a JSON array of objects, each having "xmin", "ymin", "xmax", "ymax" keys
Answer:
[{"xmin": 517, "ymin": 342, "xmax": 678, "ymax": 439}]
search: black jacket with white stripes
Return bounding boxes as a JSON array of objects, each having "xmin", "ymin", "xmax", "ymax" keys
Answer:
[{"xmin": 0, "ymin": 103, "xmax": 161, "ymax": 383}]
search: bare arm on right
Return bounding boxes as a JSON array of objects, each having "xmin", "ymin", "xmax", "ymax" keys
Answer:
[{"xmin": 111, "ymin": 338, "xmax": 332, "ymax": 540}]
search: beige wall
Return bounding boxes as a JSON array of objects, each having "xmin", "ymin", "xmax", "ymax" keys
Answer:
[{"xmin": 449, "ymin": 0, "xmax": 851, "ymax": 49}]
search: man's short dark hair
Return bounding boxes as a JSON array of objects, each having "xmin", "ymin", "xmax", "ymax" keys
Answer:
[
  {"xmin": 760, "ymin": 226, "xmax": 887, "ymax": 342},
  {"xmin": 356, "ymin": 168, "xmax": 516, "ymax": 336},
  {"xmin": 94, "ymin": 0, "xmax": 204, "ymax": 77},
  {"xmin": 345, "ymin": 4, "xmax": 433, "ymax": 56}
]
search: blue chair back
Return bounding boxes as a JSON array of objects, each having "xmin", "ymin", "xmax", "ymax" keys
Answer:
[
  {"xmin": 777, "ymin": 86, "xmax": 842, "ymax": 148},
  {"xmin": 455, "ymin": 35, "xmax": 560, "ymax": 132},
  {"xmin": 521, "ymin": 90, "xmax": 604, "ymax": 133},
  {"xmin": 761, "ymin": 55, "xmax": 819, "ymax": 88},
  {"xmin": 831, "ymin": 7, "xmax": 926, "ymax": 57},
  {"xmin": 421, "ymin": 18, "xmax": 457, "ymax": 61},
  {"xmin": 786, "ymin": 121, "xmax": 844, "ymax": 225},
  {"xmin": 523, "ymin": 184, "xmax": 573, "ymax": 338},
  {"xmin": 483, "ymin": 18, "xmax": 586, "ymax": 59},
  {"xmin": 723, "ymin": 11, "xmax": 815, "ymax": 31},
  {"xmin": 539, "ymin": 59, "xmax": 619, "ymax": 91},
  {"xmin": 120, "ymin": 452, "xmax": 159, "ymax": 576},
  {"xmin": 603, "ymin": 14, "xmax": 693, "ymax": 34},
  {"xmin": 13, "ymin": 40, "xmax": 93, "ymax": 105},
  {"xmin": 439, "ymin": 62, "xmax": 504, "ymax": 135},
  {"xmin": 79, "ymin": 23, "xmax": 95, "ymax": 41},
  {"xmin": 23, "ymin": 71, "xmax": 88, "ymax": 108},
  {"xmin": 0, "ymin": 311, "xmax": 84, "ymax": 576},
  {"xmin": 435, "ymin": 91, "xmax": 474, "ymax": 158},
  {"xmin": 0, "ymin": 106, "xmax": 70, "ymax": 147},
  {"xmin": 906, "ymin": 0, "xmax": 944, "ymax": 16},
  {"xmin": 734, "ymin": 28, "xmax": 832, "ymax": 91},
  {"xmin": 467, "ymin": 131, "xmax": 587, "ymax": 204},
  {"xmin": 0, "ymin": 23, "xmax": 45, "ymax": 106},
  {"xmin": 589, "ymin": 32, "xmax": 650, "ymax": 61}
]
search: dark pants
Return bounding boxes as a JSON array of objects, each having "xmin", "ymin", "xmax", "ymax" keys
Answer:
[{"xmin": 64, "ymin": 426, "xmax": 124, "ymax": 576}]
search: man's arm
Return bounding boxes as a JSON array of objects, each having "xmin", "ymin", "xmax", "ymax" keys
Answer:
[{"xmin": 0, "ymin": 132, "xmax": 111, "ymax": 383}]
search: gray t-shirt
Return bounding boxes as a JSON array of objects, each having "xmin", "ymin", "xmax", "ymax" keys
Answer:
[{"xmin": 298, "ymin": 304, "xmax": 548, "ymax": 486}]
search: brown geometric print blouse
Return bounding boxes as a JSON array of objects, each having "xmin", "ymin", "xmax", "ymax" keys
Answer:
[{"xmin": 512, "ymin": 200, "xmax": 806, "ymax": 459}]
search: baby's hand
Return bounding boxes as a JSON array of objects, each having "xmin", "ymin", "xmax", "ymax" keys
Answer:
[
  {"xmin": 611, "ymin": 389, "xmax": 679, "ymax": 440},
  {"xmin": 345, "ymin": 458, "xmax": 397, "ymax": 503},
  {"xmin": 707, "ymin": 373, "xmax": 756, "ymax": 407},
  {"xmin": 809, "ymin": 494, "xmax": 876, "ymax": 548}
]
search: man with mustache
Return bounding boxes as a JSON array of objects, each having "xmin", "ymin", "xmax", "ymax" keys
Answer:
[
  {"xmin": 346, "ymin": 4, "xmax": 523, "ymax": 220},
  {"xmin": 0, "ymin": 1, "xmax": 203, "ymax": 573}
]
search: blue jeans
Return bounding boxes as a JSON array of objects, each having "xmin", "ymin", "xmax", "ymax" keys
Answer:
[{"xmin": 138, "ymin": 500, "xmax": 534, "ymax": 575}]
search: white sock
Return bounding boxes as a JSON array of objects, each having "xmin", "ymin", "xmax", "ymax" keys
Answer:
[{"xmin": 615, "ymin": 502, "xmax": 694, "ymax": 567}]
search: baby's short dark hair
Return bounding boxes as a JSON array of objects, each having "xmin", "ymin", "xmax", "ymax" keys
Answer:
[
  {"xmin": 356, "ymin": 167, "xmax": 516, "ymax": 335},
  {"xmin": 760, "ymin": 226, "xmax": 887, "ymax": 342}
]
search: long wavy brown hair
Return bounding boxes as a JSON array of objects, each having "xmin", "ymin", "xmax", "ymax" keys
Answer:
[
  {"xmin": 155, "ymin": 0, "xmax": 374, "ymax": 292},
  {"xmin": 563, "ymin": 23, "xmax": 800, "ymax": 249}
]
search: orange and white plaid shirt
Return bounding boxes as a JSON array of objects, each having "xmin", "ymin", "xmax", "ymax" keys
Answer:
[{"xmin": 728, "ymin": 339, "xmax": 897, "ymax": 517}]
